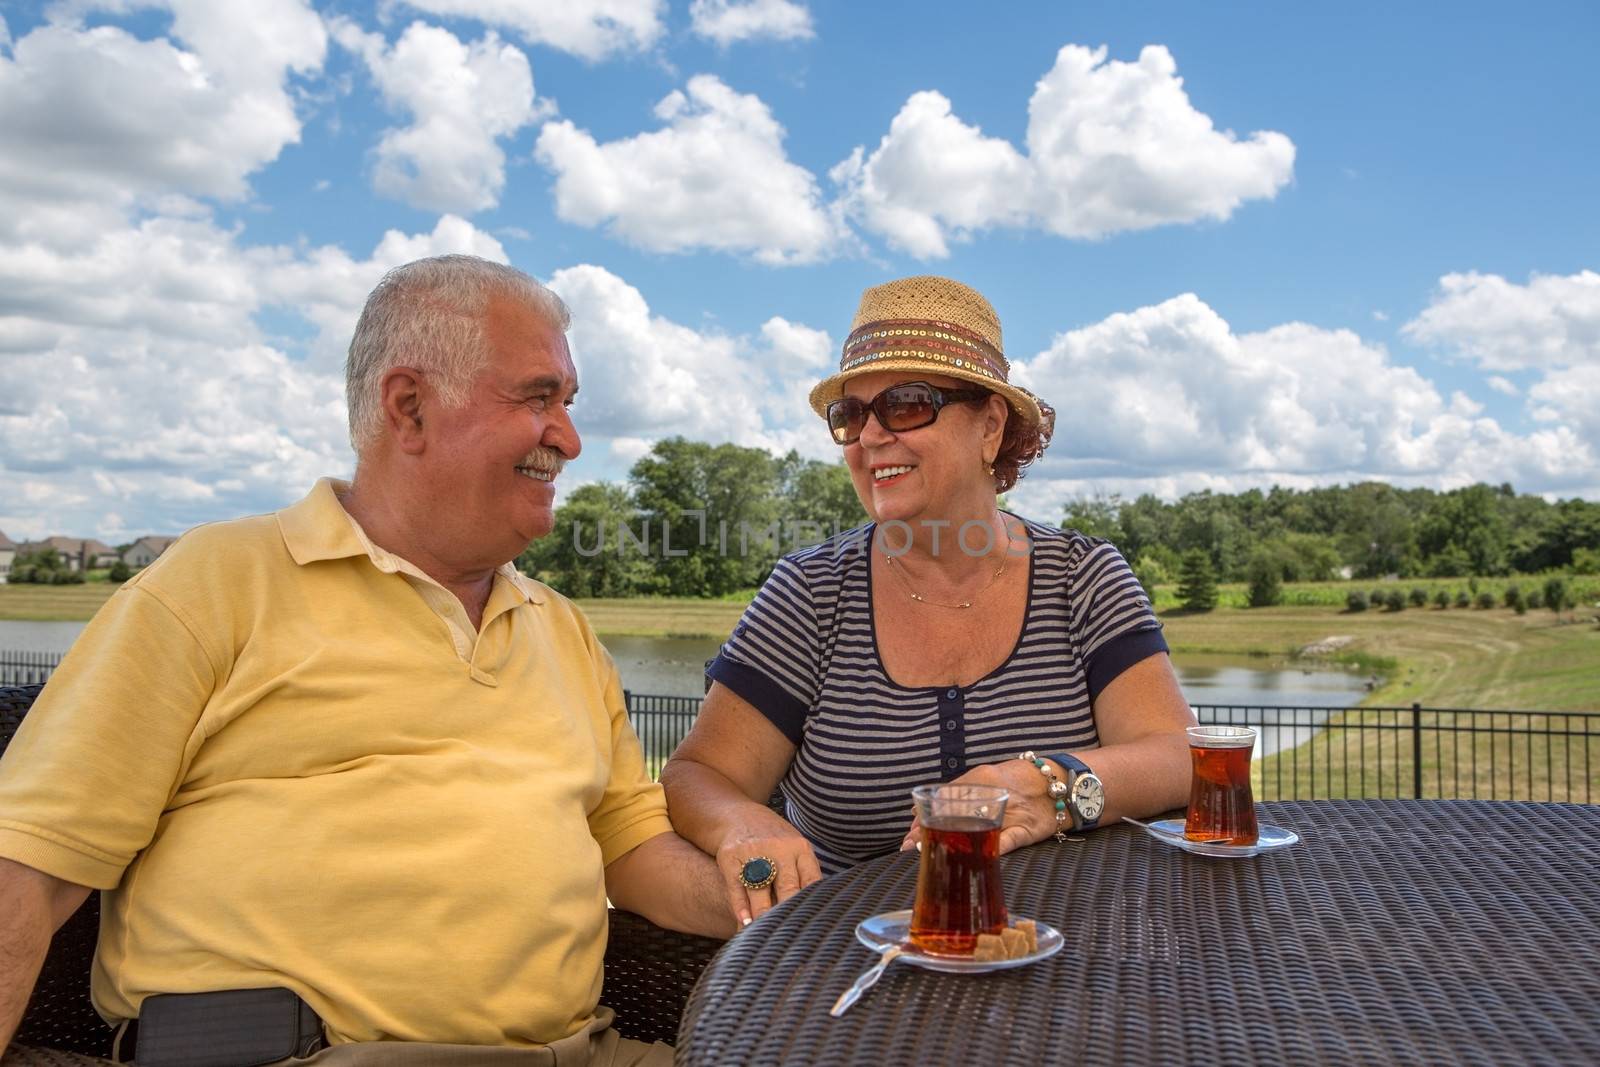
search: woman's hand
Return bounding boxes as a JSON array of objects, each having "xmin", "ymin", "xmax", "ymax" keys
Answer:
[
  {"xmin": 898, "ymin": 759, "xmax": 1059, "ymax": 856},
  {"xmin": 714, "ymin": 809, "xmax": 825, "ymax": 927}
]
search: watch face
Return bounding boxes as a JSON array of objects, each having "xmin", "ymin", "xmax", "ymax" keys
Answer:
[{"xmin": 1073, "ymin": 774, "xmax": 1105, "ymax": 822}]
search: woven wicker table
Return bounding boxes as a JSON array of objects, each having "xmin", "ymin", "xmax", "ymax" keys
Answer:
[{"xmin": 677, "ymin": 800, "xmax": 1600, "ymax": 1065}]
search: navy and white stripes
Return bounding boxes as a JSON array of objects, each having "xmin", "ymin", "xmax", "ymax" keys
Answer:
[{"xmin": 707, "ymin": 517, "xmax": 1167, "ymax": 875}]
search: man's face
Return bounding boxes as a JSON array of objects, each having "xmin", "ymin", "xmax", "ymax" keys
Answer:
[{"xmin": 423, "ymin": 293, "xmax": 581, "ymax": 566}]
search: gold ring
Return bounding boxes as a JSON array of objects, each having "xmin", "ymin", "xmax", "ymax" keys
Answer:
[{"xmin": 738, "ymin": 856, "xmax": 777, "ymax": 890}]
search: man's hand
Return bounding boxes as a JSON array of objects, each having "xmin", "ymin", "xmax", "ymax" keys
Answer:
[
  {"xmin": 0, "ymin": 857, "xmax": 92, "ymax": 1049},
  {"xmin": 604, "ymin": 832, "xmax": 738, "ymax": 940}
]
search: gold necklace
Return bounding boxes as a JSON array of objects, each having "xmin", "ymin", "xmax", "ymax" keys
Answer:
[{"xmin": 881, "ymin": 528, "xmax": 1012, "ymax": 610}]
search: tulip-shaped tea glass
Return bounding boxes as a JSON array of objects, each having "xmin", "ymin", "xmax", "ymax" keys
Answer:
[
  {"xmin": 909, "ymin": 783, "xmax": 1009, "ymax": 955},
  {"xmin": 1184, "ymin": 725, "xmax": 1259, "ymax": 845}
]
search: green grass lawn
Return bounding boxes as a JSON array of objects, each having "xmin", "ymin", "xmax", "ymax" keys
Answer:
[{"xmin": 0, "ymin": 583, "xmax": 119, "ymax": 621}]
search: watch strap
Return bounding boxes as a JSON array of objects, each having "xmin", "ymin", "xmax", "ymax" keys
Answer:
[{"xmin": 1046, "ymin": 752, "xmax": 1100, "ymax": 830}]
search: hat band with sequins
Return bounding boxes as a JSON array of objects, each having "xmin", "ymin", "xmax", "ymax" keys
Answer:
[{"xmin": 839, "ymin": 318, "xmax": 1010, "ymax": 383}]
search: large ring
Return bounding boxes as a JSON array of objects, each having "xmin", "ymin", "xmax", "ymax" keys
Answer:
[{"xmin": 738, "ymin": 856, "xmax": 777, "ymax": 890}]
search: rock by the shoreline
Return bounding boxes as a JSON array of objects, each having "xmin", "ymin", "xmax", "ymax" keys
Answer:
[{"xmin": 1299, "ymin": 635, "xmax": 1355, "ymax": 656}]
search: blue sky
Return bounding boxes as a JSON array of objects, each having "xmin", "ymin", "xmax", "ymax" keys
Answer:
[{"xmin": 1, "ymin": 0, "xmax": 1597, "ymax": 543}]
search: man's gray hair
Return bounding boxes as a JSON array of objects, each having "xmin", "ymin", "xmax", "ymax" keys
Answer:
[{"xmin": 345, "ymin": 254, "xmax": 571, "ymax": 453}]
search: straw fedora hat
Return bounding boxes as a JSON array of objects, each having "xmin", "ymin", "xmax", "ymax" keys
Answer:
[{"xmin": 808, "ymin": 275, "xmax": 1049, "ymax": 431}]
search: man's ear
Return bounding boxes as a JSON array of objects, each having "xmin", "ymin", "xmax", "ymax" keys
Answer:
[{"xmin": 380, "ymin": 367, "xmax": 428, "ymax": 455}]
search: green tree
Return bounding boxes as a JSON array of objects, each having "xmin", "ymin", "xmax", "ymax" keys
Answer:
[
  {"xmin": 1416, "ymin": 484, "xmax": 1508, "ymax": 576},
  {"xmin": 1427, "ymin": 544, "xmax": 1473, "ymax": 578},
  {"xmin": 1176, "ymin": 549, "xmax": 1217, "ymax": 612},
  {"xmin": 1061, "ymin": 493, "xmax": 1123, "ymax": 542},
  {"xmin": 107, "ymin": 559, "xmax": 133, "ymax": 583},
  {"xmin": 1172, "ymin": 491, "xmax": 1251, "ymax": 581},
  {"xmin": 518, "ymin": 482, "xmax": 653, "ymax": 598},
  {"xmin": 1544, "ymin": 576, "xmax": 1569, "ymax": 617},
  {"xmin": 1114, "ymin": 494, "xmax": 1177, "ymax": 565},
  {"xmin": 11, "ymin": 548, "xmax": 70, "ymax": 584},
  {"xmin": 1245, "ymin": 550, "xmax": 1283, "ymax": 608},
  {"xmin": 1132, "ymin": 557, "xmax": 1170, "ymax": 603},
  {"xmin": 1338, "ymin": 482, "xmax": 1419, "ymax": 578},
  {"xmin": 630, "ymin": 437, "xmax": 783, "ymax": 597},
  {"xmin": 777, "ymin": 454, "xmax": 867, "ymax": 535},
  {"xmin": 1346, "ymin": 590, "xmax": 1369, "ymax": 613}
]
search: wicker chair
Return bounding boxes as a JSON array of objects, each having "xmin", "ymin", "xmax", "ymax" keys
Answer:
[{"xmin": 0, "ymin": 684, "xmax": 723, "ymax": 1061}]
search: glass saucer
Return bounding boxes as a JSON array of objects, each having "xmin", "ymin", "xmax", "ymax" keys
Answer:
[
  {"xmin": 1131, "ymin": 818, "xmax": 1299, "ymax": 858},
  {"xmin": 855, "ymin": 910, "xmax": 1063, "ymax": 973}
]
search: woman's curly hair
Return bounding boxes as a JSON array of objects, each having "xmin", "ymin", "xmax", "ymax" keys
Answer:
[{"xmin": 991, "ymin": 398, "xmax": 1055, "ymax": 493}]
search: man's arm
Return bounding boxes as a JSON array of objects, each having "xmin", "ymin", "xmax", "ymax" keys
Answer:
[
  {"xmin": 604, "ymin": 832, "xmax": 737, "ymax": 941},
  {"xmin": 0, "ymin": 857, "xmax": 92, "ymax": 1049}
]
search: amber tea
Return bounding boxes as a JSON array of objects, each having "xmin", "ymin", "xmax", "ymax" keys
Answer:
[
  {"xmin": 1185, "ymin": 725, "xmax": 1258, "ymax": 845},
  {"xmin": 909, "ymin": 785, "xmax": 1009, "ymax": 955}
]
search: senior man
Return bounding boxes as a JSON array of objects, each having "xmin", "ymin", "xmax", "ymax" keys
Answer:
[{"xmin": 0, "ymin": 255, "xmax": 732, "ymax": 1066}]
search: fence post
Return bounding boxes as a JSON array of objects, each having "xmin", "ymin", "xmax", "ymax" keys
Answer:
[{"xmin": 1411, "ymin": 702, "xmax": 1424, "ymax": 799}]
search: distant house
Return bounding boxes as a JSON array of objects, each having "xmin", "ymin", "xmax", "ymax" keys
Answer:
[
  {"xmin": 122, "ymin": 535, "xmax": 180, "ymax": 568},
  {"xmin": 0, "ymin": 529, "xmax": 14, "ymax": 583},
  {"xmin": 16, "ymin": 536, "xmax": 120, "ymax": 572}
]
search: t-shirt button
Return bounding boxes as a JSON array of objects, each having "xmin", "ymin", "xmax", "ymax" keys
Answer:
[
  {"xmin": 944, "ymin": 719, "xmax": 957, "ymax": 731},
  {"xmin": 945, "ymin": 688, "xmax": 958, "ymax": 699},
  {"xmin": 945, "ymin": 757, "xmax": 959, "ymax": 770}
]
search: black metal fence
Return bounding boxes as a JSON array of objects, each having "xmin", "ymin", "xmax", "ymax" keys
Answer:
[
  {"xmin": 6, "ymin": 648, "xmax": 1594, "ymax": 803},
  {"xmin": 625, "ymin": 694, "xmax": 1600, "ymax": 804},
  {"xmin": 0, "ymin": 651, "xmax": 63, "ymax": 686}
]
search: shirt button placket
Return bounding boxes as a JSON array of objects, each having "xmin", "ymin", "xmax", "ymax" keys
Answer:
[{"xmin": 937, "ymin": 686, "xmax": 965, "ymax": 780}]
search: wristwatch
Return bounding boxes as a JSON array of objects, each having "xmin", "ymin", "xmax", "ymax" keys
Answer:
[{"xmin": 1048, "ymin": 753, "xmax": 1105, "ymax": 831}]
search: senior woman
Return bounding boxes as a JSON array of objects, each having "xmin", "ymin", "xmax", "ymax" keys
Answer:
[{"xmin": 661, "ymin": 276, "xmax": 1195, "ymax": 926}]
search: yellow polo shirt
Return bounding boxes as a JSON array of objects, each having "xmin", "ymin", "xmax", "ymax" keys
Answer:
[{"xmin": 0, "ymin": 479, "xmax": 672, "ymax": 1046}]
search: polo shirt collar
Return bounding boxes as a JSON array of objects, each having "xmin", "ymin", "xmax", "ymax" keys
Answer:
[{"xmin": 277, "ymin": 478, "xmax": 546, "ymax": 606}]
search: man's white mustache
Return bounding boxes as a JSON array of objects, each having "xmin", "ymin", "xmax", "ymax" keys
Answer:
[{"xmin": 519, "ymin": 449, "xmax": 566, "ymax": 476}]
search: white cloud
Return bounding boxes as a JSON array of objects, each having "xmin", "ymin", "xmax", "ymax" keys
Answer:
[
  {"xmin": 535, "ymin": 75, "xmax": 847, "ymax": 264},
  {"xmin": 834, "ymin": 44, "xmax": 1295, "ymax": 257},
  {"xmin": 545, "ymin": 265, "xmax": 836, "ymax": 473},
  {"xmin": 829, "ymin": 92, "xmax": 1030, "ymax": 259},
  {"xmin": 1401, "ymin": 270, "xmax": 1600, "ymax": 371},
  {"xmin": 1004, "ymin": 293, "xmax": 1599, "ymax": 516},
  {"xmin": 550, "ymin": 264, "xmax": 762, "ymax": 443},
  {"xmin": 1529, "ymin": 363, "xmax": 1600, "ymax": 442},
  {"xmin": 689, "ymin": 0, "xmax": 814, "ymax": 45},
  {"xmin": 759, "ymin": 316, "xmax": 832, "ymax": 369},
  {"xmin": 332, "ymin": 19, "xmax": 544, "ymax": 214},
  {"xmin": 253, "ymin": 214, "xmax": 510, "ymax": 371},
  {"xmin": 608, "ymin": 436, "xmax": 656, "ymax": 464},
  {"xmin": 391, "ymin": 0, "xmax": 663, "ymax": 60},
  {"xmin": 0, "ymin": 2, "xmax": 324, "ymax": 235},
  {"xmin": 0, "ymin": 206, "xmax": 506, "ymax": 540},
  {"xmin": 1487, "ymin": 375, "xmax": 1519, "ymax": 397}
]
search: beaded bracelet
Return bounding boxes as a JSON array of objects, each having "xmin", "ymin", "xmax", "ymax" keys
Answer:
[{"xmin": 1019, "ymin": 750, "xmax": 1072, "ymax": 843}]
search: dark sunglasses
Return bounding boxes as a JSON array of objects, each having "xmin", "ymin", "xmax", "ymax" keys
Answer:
[{"xmin": 826, "ymin": 380, "xmax": 991, "ymax": 445}]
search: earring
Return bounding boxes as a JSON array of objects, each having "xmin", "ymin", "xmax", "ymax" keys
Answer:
[{"xmin": 985, "ymin": 461, "xmax": 996, "ymax": 478}]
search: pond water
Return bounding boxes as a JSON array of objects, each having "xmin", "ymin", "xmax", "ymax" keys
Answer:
[{"xmin": 3, "ymin": 622, "xmax": 1368, "ymax": 758}]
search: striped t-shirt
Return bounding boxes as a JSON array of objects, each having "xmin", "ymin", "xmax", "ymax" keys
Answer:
[{"xmin": 707, "ymin": 516, "xmax": 1168, "ymax": 875}]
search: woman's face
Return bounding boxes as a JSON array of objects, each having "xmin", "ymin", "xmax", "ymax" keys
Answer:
[{"xmin": 838, "ymin": 371, "xmax": 1008, "ymax": 527}]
